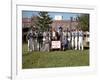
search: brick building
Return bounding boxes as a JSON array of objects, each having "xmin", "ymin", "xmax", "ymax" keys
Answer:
[{"xmin": 22, "ymin": 17, "xmax": 78, "ymax": 30}]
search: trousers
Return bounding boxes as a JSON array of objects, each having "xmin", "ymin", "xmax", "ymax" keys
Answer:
[
  {"xmin": 75, "ymin": 37, "xmax": 78, "ymax": 50},
  {"xmin": 78, "ymin": 37, "xmax": 83, "ymax": 50}
]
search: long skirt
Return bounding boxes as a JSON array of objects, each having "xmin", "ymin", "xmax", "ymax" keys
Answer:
[
  {"xmin": 28, "ymin": 38, "xmax": 34, "ymax": 52},
  {"xmin": 43, "ymin": 43, "xmax": 50, "ymax": 52}
]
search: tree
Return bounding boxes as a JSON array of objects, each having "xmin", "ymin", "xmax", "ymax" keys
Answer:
[
  {"xmin": 77, "ymin": 14, "xmax": 89, "ymax": 31},
  {"xmin": 31, "ymin": 16, "xmax": 38, "ymax": 27},
  {"xmin": 36, "ymin": 12, "xmax": 53, "ymax": 31}
]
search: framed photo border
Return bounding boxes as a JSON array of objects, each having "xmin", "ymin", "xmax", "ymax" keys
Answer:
[{"xmin": 11, "ymin": 1, "xmax": 97, "ymax": 80}]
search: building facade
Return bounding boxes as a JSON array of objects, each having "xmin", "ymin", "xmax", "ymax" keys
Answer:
[{"xmin": 22, "ymin": 17, "xmax": 78, "ymax": 30}]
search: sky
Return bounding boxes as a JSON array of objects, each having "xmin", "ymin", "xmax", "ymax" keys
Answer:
[{"xmin": 22, "ymin": 10, "xmax": 81, "ymax": 20}]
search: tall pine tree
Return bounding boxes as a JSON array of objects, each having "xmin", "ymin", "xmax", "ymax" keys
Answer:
[{"xmin": 36, "ymin": 12, "xmax": 53, "ymax": 31}]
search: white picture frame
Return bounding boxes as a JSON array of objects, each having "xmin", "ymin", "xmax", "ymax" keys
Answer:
[{"xmin": 11, "ymin": 0, "xmax": 97, "ymax": 80}]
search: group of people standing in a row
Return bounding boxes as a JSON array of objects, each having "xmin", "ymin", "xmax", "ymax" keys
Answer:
[
  {"xmin": 26, "ymin": 26, "xmax": 84, "ymax": 52},
  {"xmin": 51, "ymin": 27, "xmax": 84, "ymax": 51},
  {"xmin": 68, "ymin": 29, "xmax": 84, "ymax": 50},
  {"xmin": 26, "ymin": 27, "xmax": 50, "ymax": 52}
]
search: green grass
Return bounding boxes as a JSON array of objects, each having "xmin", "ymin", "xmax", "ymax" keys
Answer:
[{"xmin": 22, "ymin": 43, "xmax": 89, "ymax": 69}]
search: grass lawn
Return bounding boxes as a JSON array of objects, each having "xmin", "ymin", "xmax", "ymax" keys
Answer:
[{"xmin": 22, "ymin": 44, "xmax": 89, "ymax": 69}]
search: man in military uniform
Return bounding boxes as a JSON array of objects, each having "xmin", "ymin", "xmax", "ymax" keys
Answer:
[
  {"xmin": 37, "ymin": 31, "xmax": 43, "ymax": 51},
  {"xmin": 71, "ymin": 29, "xmax": 75, "ymax": 49},
  {"xmin": 78, "ymin": 29, "xmax": 84, "ymax": 50},
  {"xmin": 62, "ymin": 30, "xmax": 67, "ymax": 50},
  {"xmin": 74, "ymin": 29, "xmax": 78, "ymax": 50},
  {"xmin": 67, "ymin": 30, "xmax": 71, "ymax": 49}
]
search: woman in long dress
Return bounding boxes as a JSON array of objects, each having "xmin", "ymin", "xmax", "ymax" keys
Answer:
[{"xmin": 27, "ymin": 29, "xmax": 34, "ymax": 52}]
